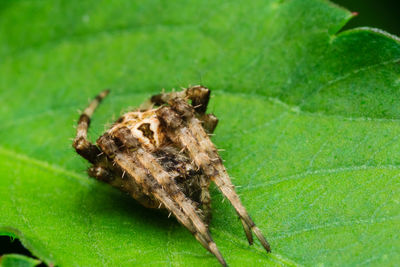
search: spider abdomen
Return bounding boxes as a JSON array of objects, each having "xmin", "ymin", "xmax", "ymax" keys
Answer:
[
  {"xmin": 110, "ymin": 109, "xmax": 166, "ymax": 150},
  {"xmin": 154, "ymin": 146, "xmax": 204, "ymax": 203}
]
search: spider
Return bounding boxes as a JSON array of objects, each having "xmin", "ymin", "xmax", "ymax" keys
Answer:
[{"xmin": 73, "ymin": 86, "xmax": 271, "ymax": 266}]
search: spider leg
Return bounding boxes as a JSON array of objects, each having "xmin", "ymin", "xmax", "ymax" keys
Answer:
[
  {"xmin": 73, "ymin": 89, "xmax": 110, "ymax": 163},
  {"xmin": 88, "ymin": 165, "xmax": 112, "ymax": 182},
  {"xmin": 185, "ymin": 85, "xmax": 211, "ymax": 114},
  {"xmin": 178, "ymin": 101, "xmax": 267, "ymax": 249},
  {"xmin": 199, "ymin": 174, "xmax": 212, "ymax": 224},
  {"xmin": 97, "ymin": 132, "xmax": 227, "ymax": 266},
  {"xmin": 199, "ymin": 113, "xmax": 219, "ymax": 134},
  {"xmin": 151, "ymin": 86, "xmax": 218, "ymax": 133},
  {"xmin": 157, "ymin": 101, "xmax": 271, "ymax": 252},
  {"xmin": 135, "ymin": 149, "xmax": 227, "ymax": 265},
  {"xmin": 150, "ymin": 85, "xmax": 211, "ymax": 114}
]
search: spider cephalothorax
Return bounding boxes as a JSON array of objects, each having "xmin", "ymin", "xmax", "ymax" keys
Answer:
[{"xmin": 73, "ymin": 86, "xmax": 270, "ymax": 266}]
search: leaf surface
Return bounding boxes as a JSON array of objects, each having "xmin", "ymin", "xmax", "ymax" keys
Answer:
[
  {"xmin": 0, "ymin": 254, "xmax": 40, "ymax": 267},
  {"xmin": 0, "ymin": 0, "xmax": 399, "ymax": 266}
]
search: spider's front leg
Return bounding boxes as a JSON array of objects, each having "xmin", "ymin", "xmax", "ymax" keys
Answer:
[
  {"xmin": 73, "ymin": 89, "xmax": 109, "ymax": 163},
  {"xmin": 156, "ymin": 99, "xmax": 271, "ymax": 253}
]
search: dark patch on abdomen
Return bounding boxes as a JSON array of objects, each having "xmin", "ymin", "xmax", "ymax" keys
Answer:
[{"xmin": 138, "ymin": 123, "xmax": 156, "ymax": 145}]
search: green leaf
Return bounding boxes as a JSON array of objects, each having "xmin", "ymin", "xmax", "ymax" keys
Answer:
[
  {"xmin": 0, "ymin": 0, "xmax": 399, "ymax": 266},
  {"xmin": 0, "ymin": 254, "xmax": 40, "ymax": 267}
]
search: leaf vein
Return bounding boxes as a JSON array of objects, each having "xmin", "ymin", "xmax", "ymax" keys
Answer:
[{"xmin": 274, "ymin": 215, "xmax": 400, "ymax": 240}]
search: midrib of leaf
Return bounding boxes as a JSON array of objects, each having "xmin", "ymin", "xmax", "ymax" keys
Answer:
[
  {"xmin": 0, "ymin": 146, "xmax": 89, "ymax": 188},
  {"xmin": 245, "ymin": 164, "xmax": 400, "ymax": 190},
  {"xmin": 274, "ymin": 215, "xmax": 400, "ymax": 240},
  {"xmin": 3, "ymin": 87, "xmax": 400, "ymax": 136}
]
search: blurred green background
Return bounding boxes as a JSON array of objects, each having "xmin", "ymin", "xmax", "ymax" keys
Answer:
[{"xmin": 333, "ymin": 0, "xmax": 400, "ymax": 36}]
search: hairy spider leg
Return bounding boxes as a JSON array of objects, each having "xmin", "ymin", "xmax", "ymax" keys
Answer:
[
  {"xmin": 170, "ymin": 98, "xmax": 258, "ymax": 247},
  {"xmin": 97, "ymin": 133, "xmax": 227, "ymax": 267},
  {"xmin": 143, "ymin": 86, "xmax": 218, "ymax": 131},
  {"xmin": 135, "ymin": 148, "xmax": 226, "ymax": 265},
  {"xmin": 149, "ymin": 86, "xmax": 217, "ymax": 220},
  {"xmin": 73, "ymin": 89, "xmax": 110, "ymax": 163},
  {"xmin": 199, "ymin": 174, "xmax": 212, "ymax": 224},
  {"xmin": 150, "ymin": 85, "xmax": 211, "ymax": 113},
  {"xmin": 171, "ymin": 98, "xmax": 271, "ymax": 251},
  {"xmin": 111, "ymin": 126, "xmax": 212, "ymax": 219},
  {"xmin": 156, "ymin": 101, "xmax": 271, "ymax": 253},
  {"xmin": 198, "ymin": 113, "xmax": 219, "ymax": 134}
]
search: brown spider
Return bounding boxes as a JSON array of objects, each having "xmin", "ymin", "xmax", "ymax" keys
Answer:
[{"xmin": 73, "ymin": 86, "xmax": 271, "ymax": 266}]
